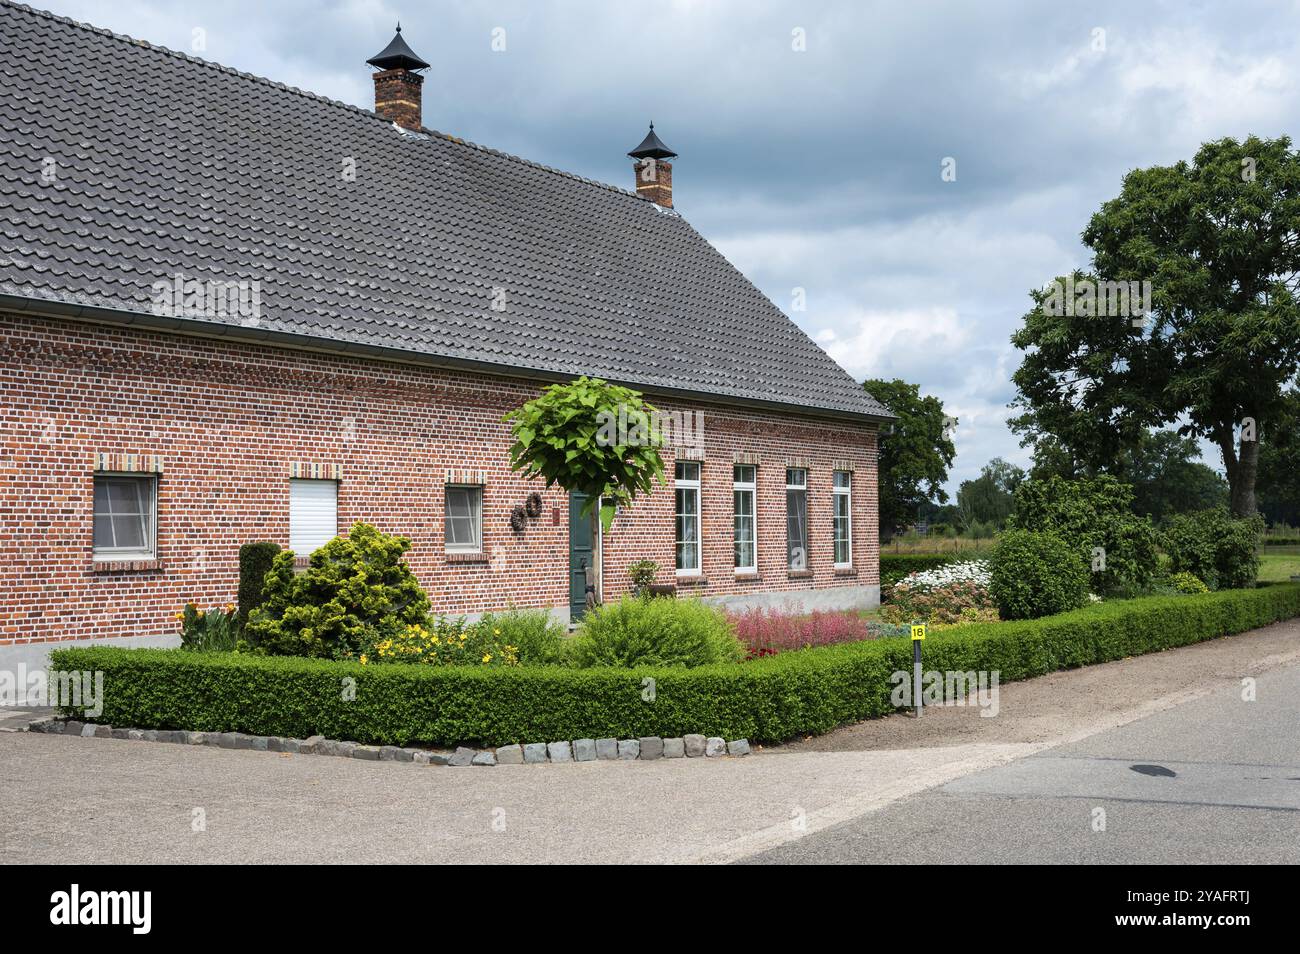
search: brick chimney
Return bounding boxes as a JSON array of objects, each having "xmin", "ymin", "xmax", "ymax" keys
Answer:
[
  {"xmin": 627, "ymin": 123, "xmax": 678, "ymax": 208},
  {"xmin": 367, "ymin": 24, "xmax": 430, "ymax": 131}
]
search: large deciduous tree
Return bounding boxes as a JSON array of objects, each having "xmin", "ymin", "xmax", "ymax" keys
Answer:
[
  {"xmin": 863, "ymin": 379, "xmax": 956, "ymax": 536},
  {"xmin": 1010, "ymin": 136, "xmax": 1300, "ymax": 517},
  {"xmin": 957, "ymin": 457, "xmax": 1025, "ymax": 530}
]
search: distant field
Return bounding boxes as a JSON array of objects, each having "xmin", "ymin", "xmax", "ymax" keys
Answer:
[{"xmin": 881, "ymin": 536, "xmax": 996, "ymax": 555}]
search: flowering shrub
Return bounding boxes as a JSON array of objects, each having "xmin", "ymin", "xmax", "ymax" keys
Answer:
[
  {"xmin": 880, "ymin": 560, "xmax": 997, "ymax": 625},
  {"xmin": 360, "ymin": 617, "xmax": 520, "ymax": 667},
  {"xmin": 177, "ymin": 603, "xmax": 240, "ymax": 652},
  {"xmin": 730, "ymin": 606, "xmax": 908, "ymax": 658},
  {"xmin": 894, "ymin": 560, "xmax": 991, "ymax": 590}
]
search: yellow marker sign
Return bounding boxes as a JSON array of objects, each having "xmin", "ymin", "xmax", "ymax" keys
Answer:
[{"xmin": 911, "ymin": 624, "xmax": 926, "ymax": 641}]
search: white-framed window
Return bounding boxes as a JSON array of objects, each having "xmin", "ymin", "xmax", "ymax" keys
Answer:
[
  {"xmin": 445, "ymin": 485, "xmax": 483, "ymax": 553},
  {"xmin": 93, "ymin": 474, "xmax": 157, "ymax": 560},
  {"xmin": 733, "ymin": 464, "xmax": 756, "ymax": 572},
  {"xmin": 833, "ymin": 470, "xmax": 852, "ymax": 568},
  {"xmin": 675, "ymin": 460, "xmax": 701, "ymax": 574},
  {"xmin": 786, "ymin": 467, "xmax": 807, "ymax": 570},
  {"xmin": 289, "ymin": 479, "xmax": 338, "ymax": 555}
]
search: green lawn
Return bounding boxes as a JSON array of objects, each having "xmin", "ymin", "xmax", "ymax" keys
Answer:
[{"xmin": 1259, "ymin": 548, "xmax": 1300, "ymax": 583}]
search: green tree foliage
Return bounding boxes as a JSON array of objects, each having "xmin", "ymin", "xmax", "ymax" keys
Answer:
[
  {"xmin": 503, "ymin": 377, "xmax": 664, "ymax": 531},
  {"xmin": 862, "ymin": 379, "xmax": 956, "ymax": 536},
  {"xmin": 957, "ymin": 457, "xmax": 1025, "ymax": 530},
  {"xmin": 988, "ymin": 529, "xmax": 1090, "ymax": 620},
  {"xmin": 1258, "ymin": 389, "xmax": 1300, "ymax": 526},
  {"xmin": 1008, "ymin": 475, "xmax": 1159, "ymax": 593},
  {"xmin": 1162, "ymin": 508, "xmax": 1263, "ymax": 590},
  {"xmin": 1121, "ymin": 430, "xmax": 1227, "ymax": 523},
  {"xmin": 244, "ymin": 523, "xmax": 431, "ymax": 659},
  {"xmin": 1010, "ymin": 136, "xmax": 1300, "ymax": 517}
]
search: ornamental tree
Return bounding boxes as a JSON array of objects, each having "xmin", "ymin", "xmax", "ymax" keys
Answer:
[
  {"xmin": 1010, "ymin": 135, "xmax": 1300, "ymax": 517},
  {"xmin": 503, "ymin": 376, "xmax": 664, "ymax": 530}
]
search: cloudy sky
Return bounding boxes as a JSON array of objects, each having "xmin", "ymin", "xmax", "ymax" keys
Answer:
[{"xmin": 39, "ymin": 0, "xmax": 1300, "ymax": 493}]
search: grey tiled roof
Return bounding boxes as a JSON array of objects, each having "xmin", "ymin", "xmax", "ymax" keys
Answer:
[{"xmin": 0, "ymin": 2, "xmax": 891, "ymax": 421}]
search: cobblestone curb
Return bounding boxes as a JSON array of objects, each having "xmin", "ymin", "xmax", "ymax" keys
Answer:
[{"xmin": 25, "ymin": 718, "xmax": 754, "ymax": 767}]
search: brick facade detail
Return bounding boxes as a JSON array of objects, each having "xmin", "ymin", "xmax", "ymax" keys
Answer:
[{"xmin": 0, "ymin": 312, "xmax": 879, "ymax": 646}]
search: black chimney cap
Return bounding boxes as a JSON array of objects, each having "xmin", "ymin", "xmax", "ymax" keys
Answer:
[
  {"xmin": 367, "ymin": 24, "xmax": 430, "ymax": 71},
  {"xmin": 627, "ymin": 122, "xmax": 678, "ymax": 160}
]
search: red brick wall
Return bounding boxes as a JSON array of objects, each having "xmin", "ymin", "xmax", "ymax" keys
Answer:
[{"xmin": 0, "ymin": 312, "xmax": 878, "ymax": 646}]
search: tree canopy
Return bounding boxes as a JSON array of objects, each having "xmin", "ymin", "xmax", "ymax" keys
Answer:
[
  {"xmin": 864, "ymin": 378, "xmax": 956, "ymax": 535},
  {"xmin": 957, "ymin": 457, "xmax": 1025, "ymax": 530},
  {"xmin": 1010, "ymin": 135, "xmax": 1300, "ymax": 516},
  {"xmin": 503, "ymin": 377, "xmax": 664, "ymax": 530}
]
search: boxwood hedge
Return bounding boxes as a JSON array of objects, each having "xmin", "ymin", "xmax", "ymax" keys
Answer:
[{"xmin": 51, "ymin": 584, "xmax": 1300, "ymax": 747}]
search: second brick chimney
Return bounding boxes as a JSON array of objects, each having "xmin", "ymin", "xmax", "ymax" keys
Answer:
[
  {"xmin": 627, "ymin": 122, "xmax": 678, "ymax": 208},
  {"xmin": 367, "ymin": 24, "xmax": 430, "ymax": 131}
]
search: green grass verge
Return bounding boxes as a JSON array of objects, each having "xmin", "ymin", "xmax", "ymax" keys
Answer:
[
  {"xmin": 51, "ymin": 584, "xmax": 1300, "ymax": 747},
  {"xmin": 1258, "ymin": 551, "xmax": 1300, "ymax": 583}
]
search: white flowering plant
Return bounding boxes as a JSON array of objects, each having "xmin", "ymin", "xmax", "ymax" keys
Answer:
[{"xmin": 881, "ymin": 560, "xmax": 997, "ymax": 625}]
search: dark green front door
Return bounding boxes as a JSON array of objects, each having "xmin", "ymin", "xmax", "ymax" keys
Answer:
[{"xmin": 569, "ymin": 492, "xmax": 595, "ymax": 623}]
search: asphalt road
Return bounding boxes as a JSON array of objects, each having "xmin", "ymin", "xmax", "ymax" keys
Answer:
[
  {"xmin": 744, "ymin": 661, "xmax": 1300, "ymax": 864},
  {"xmin": 3, "ymin": 619, "xmax": 1299, "ymax": 864}
]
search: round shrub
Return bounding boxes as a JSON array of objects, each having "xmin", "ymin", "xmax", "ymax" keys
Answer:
[
  {"xmin": 244, "ymin": 522, "xmax": 431, "ymax": 659},
  {"xmin": 988, "ymin": 529, "xmax": 1090, "ymax": 620},
  {"xmin": 568, "ymin": 596, "xmax": 743, "ymax": 668},
  {"xmin": 1167, "ymin": 571, "xmax": 1209, "ymax": 594}
]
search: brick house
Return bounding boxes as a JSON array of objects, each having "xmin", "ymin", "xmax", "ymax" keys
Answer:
[{"xmin": 0, "ymin": 5, "xmax": 892, "ymax": 665}]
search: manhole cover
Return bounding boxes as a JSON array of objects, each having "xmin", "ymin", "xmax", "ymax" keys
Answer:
[{"xmin": 1130, "ymin": 764, "xmax": 1177, "ymax": 778}]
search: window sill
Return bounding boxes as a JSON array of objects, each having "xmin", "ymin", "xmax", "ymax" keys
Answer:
[
  {"xmin": 446, "ymin": 551, "xmax": 488, "ymax": 564},
  {"xmin": 787, "ymin": 569, "xmax": 814, "ymax": 579},
  {"xmin": 834, "ymin": 566, "xmax": 857, "ymax": 577},
  {"xmin": 92, "ymin": 558, "xmax": 162, "ymax": 573},
  {"xmin": 734, "ymin": 570, "xmax": 760, "ymax": 581},
  {"xmin": 675, "ymin": 572, "xmax": 706, "ymax": 586}
]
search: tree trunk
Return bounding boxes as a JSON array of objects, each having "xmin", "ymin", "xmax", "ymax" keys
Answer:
[{"xmin": 1230, "ymin": 434, "xmax": 1259, "ymax": 518}]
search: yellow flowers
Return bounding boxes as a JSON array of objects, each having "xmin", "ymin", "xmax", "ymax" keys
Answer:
[
  {"xmin": 359, "ymin": 654, "xmax": 368, "ymax": 666},
  {"xmin": 356, "ymin": 617, "xmax": 524, "ymax": 668}
]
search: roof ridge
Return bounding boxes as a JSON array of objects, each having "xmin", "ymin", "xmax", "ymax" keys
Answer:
[{"xmin": 2, "ymin": 0, "xmax": 646, "ymax": 205}]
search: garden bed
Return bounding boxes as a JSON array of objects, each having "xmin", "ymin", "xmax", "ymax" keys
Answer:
[{"xmin": 52, "ymin": 584, "xmax": 1300, "ymax": 747}]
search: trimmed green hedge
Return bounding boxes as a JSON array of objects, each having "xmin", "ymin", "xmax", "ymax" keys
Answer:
[
  {"xmin": 880, "ymin": 553, "xmax": 963, "ymax": 586},
  {"xmin": 52, "ymin": 585, "xmax": 1300, "ymax": 747}
]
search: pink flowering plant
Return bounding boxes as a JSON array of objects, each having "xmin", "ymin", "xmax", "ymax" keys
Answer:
[{"xmin": 730, "ymin": 604, "xmax": 907, "ymax": 659}]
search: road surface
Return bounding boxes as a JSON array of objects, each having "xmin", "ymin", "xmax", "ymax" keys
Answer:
[{"xmin": 3, "ymin": 619, "xmax": 1298, "ymax": 864}]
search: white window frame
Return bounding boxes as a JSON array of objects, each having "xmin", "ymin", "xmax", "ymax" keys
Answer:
[
  {"xmin": 93, "ymin": 473, "xmax": 157, "ymax": 560},
  {"xmin": 733, "ymin": 464, "xmax": 756, "ymax": 573},
  {"xmin": 833, "ymin": 470, "xmax": 853, "ymax": 569},
  {"xmin": 444, "ymin": 484, "xmax": 483, "ymax": 553},
  {"xmin": 786, "ymin": 467, "xmax": 808, "ymax": 571},
  {"xmin": 674, "ymin": 461, "xmax": 702, "ymax": 575},
  {"xmin": 289, "ymin": 478, "xmax": 339, "ymax": 555}
]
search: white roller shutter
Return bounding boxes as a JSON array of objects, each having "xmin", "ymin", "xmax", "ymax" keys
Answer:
[{"xmin": 289, "ymin": 479, "xmax": 338, "ymax": 555}]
